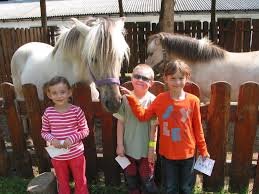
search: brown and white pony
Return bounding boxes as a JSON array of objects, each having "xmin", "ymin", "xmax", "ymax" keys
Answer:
[{"xmin": 146, "ymin": 32, "xmax": 259, "ymax": 102}]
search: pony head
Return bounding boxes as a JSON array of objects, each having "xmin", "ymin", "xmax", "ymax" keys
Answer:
[{"xmin": 53, "ymin": 17, "xmax": 130, "ymax": 113}]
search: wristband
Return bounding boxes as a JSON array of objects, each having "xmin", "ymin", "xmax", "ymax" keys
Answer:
[{"xmin": 148, "ymin": 141, "xmax": 156, "ymax": 148}]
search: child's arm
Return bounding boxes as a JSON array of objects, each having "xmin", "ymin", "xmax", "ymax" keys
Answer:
[
  {"xmin": 65, "ymin": 108, "xmax": 89, "ymax": 147},
  {"xmin": 41, "ymin": 112, "xmax": 63, "ymax": 148},
  {"xmin": 116, "ymin": 119, "xmax": 125, "ymax": 156},
  {"xmin": 192, "ymin": 99, "xmax": 209, "ymax": 158},
  {"xmin": 148, "ymin": 121, "xmax": 158, "ymax": 163},
  {"xmin": 126, "ymin": 95, "xmax": 156, "ymax": 121}
]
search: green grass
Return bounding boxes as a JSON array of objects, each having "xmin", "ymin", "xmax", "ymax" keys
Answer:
[
  {"xmin": 0, "ymin": 176, "xmax": 249, "ymax": 194},
  {"xmin": 0, "ymin": 176, "xmax": 30, "ymax": 194}
]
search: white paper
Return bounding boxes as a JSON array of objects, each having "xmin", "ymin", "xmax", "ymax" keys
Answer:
[
  {"xmin": 194, "ymin": 156, "xmax": 215, "ymax": 176},
  {"xmin": 115, "ymin": 156, "xmax": 131, "ymax": 169},
  {"xmin": 45, "ymin": 146, "xmax": 69, "ymax": 158}
]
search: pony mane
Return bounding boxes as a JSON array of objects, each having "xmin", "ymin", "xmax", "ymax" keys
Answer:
[
  {"xmin": 150, "ymin": 33, "xmax": 225, "ymax": 63},
  {"xmin": 52, "ymin": 17, "xmax": 129, "ymax": 78}
]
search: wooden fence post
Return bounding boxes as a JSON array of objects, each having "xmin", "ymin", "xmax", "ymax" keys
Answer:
[
  {"xmin": 203, "ymin": 81, "xmax": 231, "ymax": 191},
  {"xmin": 98, "ymin": 106, "xmax": 121, "ymax": 185},
  {"xmin": 229, "ymin": 82, "xmax": 259, "ymax": 193},
  {"xmin": 72, "ymin": 82, "xmax": 98, "ymax": 182},
  {"xmin": 0, "ymin": 82, "xmax": 33, "ymax": 177},
  {"xmin": 22, "ymin": 84, "xmax": 51, "ymax": 173}
]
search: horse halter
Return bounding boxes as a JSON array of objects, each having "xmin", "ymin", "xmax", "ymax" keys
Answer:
[{"xmin": 88, "ymin": 64, "xmax": 120, "ymax": 87}]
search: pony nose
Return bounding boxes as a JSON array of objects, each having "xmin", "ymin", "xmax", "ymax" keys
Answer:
[{"xmin": 105, "ymin": 95, "xmax": 122, "ymax": 113}]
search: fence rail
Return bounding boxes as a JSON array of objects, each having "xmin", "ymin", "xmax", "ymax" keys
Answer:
[{"xmin": 0, "ymin": 81, "xmax": 258, "ymax": 193}]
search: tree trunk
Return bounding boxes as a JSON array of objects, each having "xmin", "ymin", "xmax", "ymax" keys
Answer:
[
  {"xmin": 210, "ymin": 0, "xmax": 217, "ymax": 42},
  {"xmin": 40, "ymin": 0, "xmax": 48, "ymax": 43},
  {"xmin": 159, "ymin": 0, "xmax": 175, "ymax": 33},
  {"xmin": 118, "ymin": 0, "xmax": 124, "ymax": 17}
]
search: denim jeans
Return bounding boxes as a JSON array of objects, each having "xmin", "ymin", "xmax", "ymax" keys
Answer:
[{"xmin": 161, "ymin": 156, "xmax": 196, "ymax": 194}]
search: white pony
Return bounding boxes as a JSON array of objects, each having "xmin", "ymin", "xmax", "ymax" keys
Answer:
[
  {"xmin": 146, "ymin": 32, "xmax": 259, "ymax": 102},
  {"xmin": 11, "ymin": 17, "xmax": 129, "ymax": 112}
]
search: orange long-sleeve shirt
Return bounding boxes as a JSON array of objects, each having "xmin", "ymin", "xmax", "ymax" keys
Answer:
[{"xmin": 127, "ymin": 92, "xmax": 208, "ymax": 160}]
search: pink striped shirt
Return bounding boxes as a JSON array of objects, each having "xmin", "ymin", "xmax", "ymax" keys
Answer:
[{"xmin": 41, "ymin": 105, "xmax": 89, "ymax": 160}]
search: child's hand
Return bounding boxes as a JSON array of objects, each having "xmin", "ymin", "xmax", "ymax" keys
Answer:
[
  {"xmin": 202, "ymin": 154, "xmax": 210, "ymax": 161},
  {"xmin": 119, "ymin": 86, "xmax": 132, "ymax": 95},
  {"xmin": 148, "ymin": 148, "xmax": 156, "ymax": 163},
  {"xmin": 116, "ymin": 144, "xmax": 125, "ymax": 156},
  {"xmin": 63, "ymin": 138, "xmax": 72, "ymax": 149},
  {"xmin": 51, "ymin": 139, "xmax": 62, "ymax": 148}
]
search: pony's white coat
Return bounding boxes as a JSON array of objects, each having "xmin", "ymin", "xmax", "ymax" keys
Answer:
[
  {"xmin": 11, "ymin": 17, "xmax": 129, "ymax": 112},
  {"xmin": 146, "ymin": 33, "xmax": 259, "ymax": 102}
]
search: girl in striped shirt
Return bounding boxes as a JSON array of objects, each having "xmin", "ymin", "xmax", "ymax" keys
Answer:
[{"xmin": 41, "ymin": 76, "xmax": 89, "ymax": 194}]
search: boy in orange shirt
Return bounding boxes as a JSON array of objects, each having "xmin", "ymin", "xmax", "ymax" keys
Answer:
[{"xmin": 122, "ymin": 60, "xmax": 210, "ymax": 194}]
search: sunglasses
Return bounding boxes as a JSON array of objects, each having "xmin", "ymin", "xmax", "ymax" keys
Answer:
[{"xmin": 132, "ymin": 74, "xmax": 151, "ymax": 82}]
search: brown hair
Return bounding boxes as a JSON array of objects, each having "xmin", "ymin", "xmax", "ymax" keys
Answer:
[
  {"xmin": 45, "ymin": 76, "xmax": 71, "ymax": 91},
  {"xmin": 163, "ymin": 59, "xmax": 191, "ymax": 79}
]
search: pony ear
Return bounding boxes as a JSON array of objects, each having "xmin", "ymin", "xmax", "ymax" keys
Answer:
[{"xmin": 71, "ymin": 18, "xmax": 91, "ymax": 36}]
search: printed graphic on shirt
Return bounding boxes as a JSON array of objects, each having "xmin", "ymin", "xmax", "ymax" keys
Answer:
[
  {"xmin": 162, "ymin": 121, "xmax": 170, "ymax": 136},
  {"xmin": 162, "ymin": 105, "xmax": 173, "ymax": 119},
  {"xmin": 171, "ymin": 128, "xmax": 181, "ymax": 141},
  {"xmin": 180, "ymin": 108, "xmax": 191, "ymax": 122}
]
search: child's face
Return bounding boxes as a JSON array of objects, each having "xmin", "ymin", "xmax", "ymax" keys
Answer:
[
  {"xmin": 131, "ymin": 68, "xmax": 153, "ymax": 92},
  {"xmin": 47, "ymin": 83, "xmax": 72, "ymax": 107},
  {"xmin": 164, "ymin": 69, "xmax": 187, "ymax": 93}
]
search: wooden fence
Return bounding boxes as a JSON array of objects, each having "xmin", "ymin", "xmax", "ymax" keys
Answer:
[
  {"xmin": 1, "ymin": 19, "xmax": 259, "ymax": 84},
  {"xmin": 0, "ymin": 81, "xmax": 258, "ymax": 193}
]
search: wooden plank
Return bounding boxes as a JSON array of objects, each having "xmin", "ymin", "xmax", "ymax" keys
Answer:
[
  {"xmin": 203, "ymin": 21, "xmax": 209, "ymax": 38},
  {"xmin": 99, "ymin": 107, "xmax": 121, "ymax": 185},
  {"xmin": 196, "ymin": 22, "xmax": 202, "ymax": 39},
  {"xmin": 229, "ymin": 82, "xmax": 259, "ymax": 192},
  {"xmin": 132, "ymin": 22, "xmax": 138, "ymax": 67},
  {"xmin": 0, "ymin": 30, "xmax": 7, "ymax": 83},
  {"xmin": 233, "ymin": 20, "xmax": 243, "ymax": 52},
  {"xmin": 217, "ymin": 19, "xmax": 236, "ymax": 51},
  {"xmin": 0, "ymin": 82, "xmax": 33, "ymax": 177},
  {"xmin": 15, "ymin": 28, "xmax": 22, "ymax": 47},
  {"xmin": 0, "ymin": 29, "xmax": 11, "ymax": 82},
  {"xmin": 72, "ymin": 82, "xmax": 98, "ymax": 182},
  {"xmin": 137, "ymin": 22, "xmax": 146, "ymax": 63},
  {"xmin": 251, "ymin": 19, "xmax": 259, "ymax": 51},
  {"xmin": 184, "ymin": 81, "xmax": 200, "ymax": 98},
  {"xmin": 21, "ymin": 28, "xmax": 27, "ymax": 45},
  {"xmin": 184, "ymin": 21, "xmax": 191, "ymax": 36},
  {"xmin": 22, "ymin": 84, "xmax": 51, "ymax": 173},
  {"xmin": 243, "ymin": 20, "xmax": 251, "ymax": 52},
  {"xmin": 203, "ymin": 82, "xmax": 231, "ymax": 191},
  {"xmin": 29, "ymin": 28, "xmax": 35, "ymax": 42}
]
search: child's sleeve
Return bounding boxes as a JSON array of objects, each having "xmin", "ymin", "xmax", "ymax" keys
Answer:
[
  {"xmin": 41, "ymin": 111, "xmax": 55, "ymax": 142},
  {"xmin": 68, "ymin": 107, "xmax": 89, "ymax": 144},
  {"xmin": 126, "ymin": 95, "xmax": 156, "ymax": 121},
  {"xmin": 192, "ymin": 99, "xmax": 209, "ymax": 157}
]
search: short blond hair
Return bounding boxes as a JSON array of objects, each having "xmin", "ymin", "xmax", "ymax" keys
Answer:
[{"xmin": 132, "ymin": 64, "xmax": 154, "ymax": 80}]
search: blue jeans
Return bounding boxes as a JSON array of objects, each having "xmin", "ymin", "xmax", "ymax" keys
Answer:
[{"xmin": 161, "ymin": 156, "xmax": 196, "ymax": 194}]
